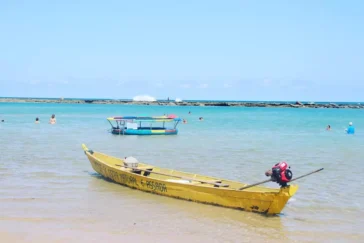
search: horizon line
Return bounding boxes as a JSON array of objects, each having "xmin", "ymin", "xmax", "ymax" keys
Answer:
[{"xmin": 0, "ymin": 96, "xmax": 362, "ymax": 104}]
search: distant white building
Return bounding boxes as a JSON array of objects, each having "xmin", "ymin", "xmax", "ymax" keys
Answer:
[{"xmin": 132, "ymin": 95, "xmax": 156, "ymax": 102}]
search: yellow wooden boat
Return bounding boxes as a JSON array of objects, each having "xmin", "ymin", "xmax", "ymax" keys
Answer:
[{"xmin": 82, "ymin": 144, "xmax": 298, "ymax": 215}]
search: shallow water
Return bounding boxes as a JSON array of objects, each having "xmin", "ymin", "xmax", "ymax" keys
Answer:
[{"xmin": 0, "ymin": 103, "xmax": 363, "ymax": 242}]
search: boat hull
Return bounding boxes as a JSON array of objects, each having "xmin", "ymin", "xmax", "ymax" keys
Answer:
[
  {"xmin": 112, "ymin": 128, "xmax": 178, "ymax": 135},
  {"xmin": 82, "ymin": 145, "xmax": 298, "ymax": 215}
]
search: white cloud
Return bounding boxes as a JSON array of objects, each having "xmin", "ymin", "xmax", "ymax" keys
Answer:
[
  {"xmin": 180, "ymin": 84, "xmax": 191, "ymax": 88},
  {"xmin": 293, "ymin": 85, "xmax": 307, "ymax": 91},
  {"xmin": 262, "ymin": 78, "xmax": 272, "ymax": 87},
  {"xmin": 198, "ymin": 83, "xmax": 208, "ymax": 88},
  {"xmin": 28, "ymin": 79, "xmax": 70, "ymax": 86},
  {"xmin": 29, "ymin": 80, "xmax": 41, "ymax": 85},
  {"xmin": 223, "ymin": 83, "xmax": 232, "ymax": 88},
  {"xmin": 116, "ymin": 81, "xmax": 125, "ymax": 86},
  {"xmin": 155, "ymin": 82, "xmax": 164, "ymax": 87}
]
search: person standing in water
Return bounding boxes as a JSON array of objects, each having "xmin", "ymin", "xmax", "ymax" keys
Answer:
[
  {"xmin": 49, "ymin": 114, "xmax": 56, "ymax": 124},
  {"xmin": 35, "ymin": 117, "xmax": 40, "ymax": 124},
  {"xmin": 326, "ymin": 125, "xmax": 331, "ymax": 130},
  {"xmin": 346, "ymin": 122, "xmax": 355, "ymax": 134}
]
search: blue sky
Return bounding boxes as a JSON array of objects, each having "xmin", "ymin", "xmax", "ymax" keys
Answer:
[{"xmin": 1, "ymin": 0, "xmax": 363, "ymax": 101}]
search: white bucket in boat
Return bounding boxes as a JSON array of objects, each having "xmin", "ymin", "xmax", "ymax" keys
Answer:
[{"xmin": 124, "ymin": 156, "xmax": 139, "ymax": 168}]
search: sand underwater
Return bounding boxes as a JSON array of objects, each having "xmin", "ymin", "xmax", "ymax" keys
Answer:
[{"xmin": 0, "ymin": 102, "xmax": 363, "ymax": 242}]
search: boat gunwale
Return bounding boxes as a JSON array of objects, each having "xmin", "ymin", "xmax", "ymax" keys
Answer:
[
  {"xmin": 85, "ymin": 149, "xmax": 283, "ymax": 194},
  {"xmin": 107, "ymin": 116, "xmax": 181, "ymax": 123}
]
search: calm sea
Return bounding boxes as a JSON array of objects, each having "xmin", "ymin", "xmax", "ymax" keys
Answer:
[{"xmin": 0, "ymin": 102, "xmax": 363, "ymax": 243}]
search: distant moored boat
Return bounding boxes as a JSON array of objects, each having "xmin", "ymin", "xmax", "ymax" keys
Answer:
[{"xmin": 107, "ymin": 115, "xmax": 181, "ymax": 135}]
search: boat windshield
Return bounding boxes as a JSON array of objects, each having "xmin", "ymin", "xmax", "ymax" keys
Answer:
[{"xmin": 107, "ymin": 116, "xmax": 181, "ymax": 130}]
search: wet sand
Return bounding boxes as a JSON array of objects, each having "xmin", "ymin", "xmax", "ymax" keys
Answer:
[{"xmin": 1, "ymin": 176, "xmax": 362, "ymax": 243}]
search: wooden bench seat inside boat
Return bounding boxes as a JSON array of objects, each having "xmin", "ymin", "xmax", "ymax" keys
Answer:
[
  {"xmin": 130, "ymin": 166, "xmax": 153, "ymax": 176},
  {"xmin": 206, "ymin": 180, "xmax": 230, "ymax": 187},
  {"xmin": 165, "ymin": 178, "xmax": 229, "ymax": 187},
  {"xmin": 132, "ymin": 166, "xmax": 153, "ymax": 171}
]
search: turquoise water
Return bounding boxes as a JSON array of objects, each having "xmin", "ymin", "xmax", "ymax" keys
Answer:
[{"xmin": 1, "ymin": 102, "xmax": 363, "ymax": 242}]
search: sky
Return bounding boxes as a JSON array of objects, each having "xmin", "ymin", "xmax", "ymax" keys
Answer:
[{"xmin": 1, "ymin": 0, "xmax": 364, "ymax": 101}]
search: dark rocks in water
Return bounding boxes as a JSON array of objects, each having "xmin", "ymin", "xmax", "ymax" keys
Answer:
[
  {"xmin": 204, "ymin": 102, "xmax": 230, "ymax": 106},
  {"xmin": 0, "ymin": 98, "xmax": 363, "ymax": 109}
]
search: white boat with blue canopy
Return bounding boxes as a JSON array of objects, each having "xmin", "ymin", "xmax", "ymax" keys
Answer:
[{"xmin": 107, "ymin": 115, "xmax": 181, "ymax": 135}]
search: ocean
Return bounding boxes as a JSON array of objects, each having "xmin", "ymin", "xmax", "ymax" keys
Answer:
[{"xmin": 0, "ymin": 102, "xmax": 363, "ymax": 242}]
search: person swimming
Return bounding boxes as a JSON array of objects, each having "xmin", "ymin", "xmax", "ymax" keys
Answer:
[
  {"xmin": 326, "ymin": 125, "xmax": 331, "ymax": 130},
  {"xmin": 35, "ymin": 117, "xmax": 40, "ymax": 124},
  {"xmin": 346, "ymin": 122, "xmax": 355, "ymax": 134},
  {"xmin": 199, "ymin": 117, "xmax": 203, "ymax": 121},
  {"xmin": 49, "ymin": 114, "xmax": 56, "ymax": 124}
]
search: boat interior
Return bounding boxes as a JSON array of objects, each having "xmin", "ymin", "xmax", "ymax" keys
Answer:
[
  {"xmin": 108, "ymin": 116, "xmax": 181, "ymax": 131},
  {"xmin": 89, "ymin": 150, "xmax": 281, "ymax": 193},
  {"xmin": 113, "ymin": 127, "xmax": 171, "ymax": 130}
]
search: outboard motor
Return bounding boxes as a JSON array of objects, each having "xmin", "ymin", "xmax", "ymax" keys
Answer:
[{"xmin": 265, "ymin": 162, "xmax": 293, "ymax": 187}]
